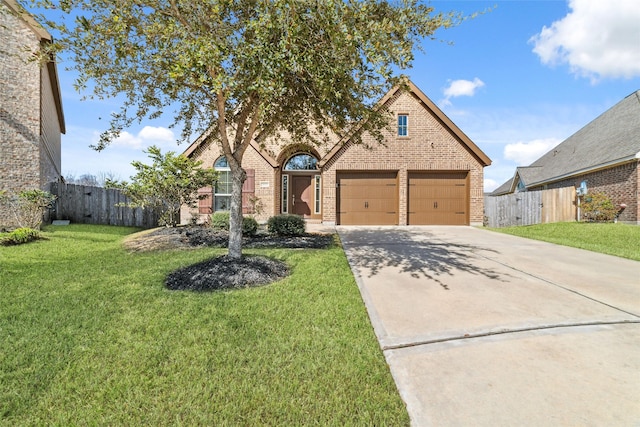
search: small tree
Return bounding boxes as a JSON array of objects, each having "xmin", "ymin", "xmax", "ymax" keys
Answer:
[
  {"xmin": 581, "ymin": 192, "xmax": 618, "ymax": 222},
  {"xmin": 107, "ymin": 146, "xmax": 218, "ymax": 227},
  {"xmin": 0, "ymin": 189, "xmax": 56, "ymax": 230}
]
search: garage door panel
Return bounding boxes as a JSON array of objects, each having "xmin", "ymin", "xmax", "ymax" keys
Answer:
[
  {"xmin": 408, "ymin": 172, "xmax": 469, "ymax": 225},
  {"xmin": 337, "ymin": 172, "xmax": 398, "ymax": 225}
]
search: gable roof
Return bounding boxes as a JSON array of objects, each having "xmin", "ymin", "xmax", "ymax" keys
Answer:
[
  {"xmin": 319, "ymin": 79, "xmax": 491, "ymax": 167},
  {"xmin": 3, "ymin": 0, "xmax": 65, "ymax": 134},
  {"xmin": 185, "ymin": 79, "xmax": 491, "ymax": 169},
  {"xmin": 491, "ymin": 90, "xmax": 640, "ymax": 195},
  {"xmin": 182, "ymin": 126, "xmax": 279, "ymax": 168}
]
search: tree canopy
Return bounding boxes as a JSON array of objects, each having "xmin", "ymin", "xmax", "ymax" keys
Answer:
[{"xmin": 27, "ymin": 0, "xmax": 468, "ymax": 257}]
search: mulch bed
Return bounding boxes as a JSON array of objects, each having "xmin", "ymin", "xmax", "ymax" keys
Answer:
[
  {"xmin": 165, "ymin": 255, "xmax": 290, "ymax": 291},
  {"xmin": 124, "ymin": 226, "xmax": 334, "ymax": 252},
  {"xmin": 123, "ymin": 226, "xmax": 334, "ymax": 292}
]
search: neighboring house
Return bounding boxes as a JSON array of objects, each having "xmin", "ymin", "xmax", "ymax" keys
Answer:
[
  {"xmin": 491, "ymin": 90, "xmax": 640, "ymax": 224},
  {"xmin": 183, "ymin": 80, "xmax": 491, "ymax": 226},
  {"xmin": 0, "ymin": 0, "xmax": 65, "ymax": 225}
]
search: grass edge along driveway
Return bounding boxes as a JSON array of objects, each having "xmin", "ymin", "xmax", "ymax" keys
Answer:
[
  {"xmin": 0, "ymin": 224, "xmax": 409, "ymax": 425},
  {"xmin": 487, "ymin": 222, "xmax": 640, "ymax": 261}
]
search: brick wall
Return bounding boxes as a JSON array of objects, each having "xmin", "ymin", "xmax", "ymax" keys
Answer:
[
  {"xmin": 182, "ymin": 139, "xmax": 276, "ymax": 223},
  {"xmin": 187, "ymin": 89, "xmax": 487, "ymax": 226},
  {"xmin": 531, "ymin": 161, "xmax": 639, "ymax": 224},
  {"xmin": 323, "ymin": 90, "xmax": 485, "ymax": 225},
  {"xmin": 0, "ymin": 2, "xmax": 43, "ymax": 228}
]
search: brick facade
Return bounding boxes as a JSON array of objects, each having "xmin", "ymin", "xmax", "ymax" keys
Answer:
[
  {"xmin": 531, "ymin": 161, "xmax": 639, "ymax": 224},
  {"xmin": 184, "ymin": 83, "xmax": 490, "ymax": 226},
  {"xmin": 322, "ymin": 90, "xmax": 485, "ymax": 225},
  {"xmin": 181, "ymin": 139, "xmax": 277, "ymax": 223},
  {"xmin": 0, "ymin": 0, "xmax": 64, "ymax": 228}
]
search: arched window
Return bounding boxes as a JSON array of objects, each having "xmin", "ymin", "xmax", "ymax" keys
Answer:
[
  {"xmin": 284, "ymin": 153, "xmax": 318, "ymax": 171},
  {"xmin": 214, "ymin": 156, "xmax": 231, "ymax": 211}
]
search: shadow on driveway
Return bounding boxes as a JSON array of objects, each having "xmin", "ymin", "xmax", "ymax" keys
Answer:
[{"xmin": 339, "ymin": 228, "xmax": 505, "ymax": 290}]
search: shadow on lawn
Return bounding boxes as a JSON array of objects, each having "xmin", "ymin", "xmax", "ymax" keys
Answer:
[{"xmin": 340, "ymin": 228, "xmax": 506, "ymax": 290}]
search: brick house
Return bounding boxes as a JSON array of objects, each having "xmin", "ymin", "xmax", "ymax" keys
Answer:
[
  {"xmin": 491, "ymin": 90, "xmax": 640, "ymax": 224},
  {"xmin": 0, "ymin": 0, "xmax": 65, "ymax": 226},
  {"xmin": 183, "ymin": 80, "xmax": 491, "ymax": 226}
]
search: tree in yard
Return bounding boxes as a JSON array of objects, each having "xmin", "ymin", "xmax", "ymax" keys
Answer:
[
  {"xmin": 107, "ymin": 145, "xmax": 218, "ymax": 227},
  {"xmin": 0, "ymin": 189, "xmax": 57, "ymax": 230},
  {"xmin": 26, "ymin": 0, "xmax": 469, "ymax": 259}
]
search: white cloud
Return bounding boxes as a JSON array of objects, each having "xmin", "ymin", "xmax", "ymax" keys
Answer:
[
  {"xmin": 504, "ymin": 138, "xmax": 562, "ymax": 165},
  {"xmin": 111, "ymin": 126, "xmax": 176, "ymax": 150},
  {"xmin": 441, "ymin": 78, "xmax": 485, "ymax": 106},
  {"xmin": 138, "ymin": 126, "xmax": 175, "ymax": 143},
  {"xmin": 530, "ymin": 0, "xmax": 640, "ymax": 81},
  {"xmin": 112, "ymin": 131, "xmax": 142, "ymax": 149},
  {"xmin": 444, "ymin": 78, "xmax": 485, "ymax": 98}
]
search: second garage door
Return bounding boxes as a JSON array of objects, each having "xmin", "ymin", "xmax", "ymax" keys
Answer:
[
  {"xmin": 408, "ymin": 172, "xmax": 469, "ymax": 225},
  {"xmin": 337, "ymin": 172, "xmax": 398, "ymax": 225}
]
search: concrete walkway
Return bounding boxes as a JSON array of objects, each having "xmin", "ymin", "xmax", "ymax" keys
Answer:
[{"xmin": 337, "ymin": 226, "xmax": 640, "ymax": 427}]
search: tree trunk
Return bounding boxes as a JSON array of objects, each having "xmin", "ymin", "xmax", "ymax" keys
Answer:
[{"xmin": 228, "ymin": 164, "xmax": 246, "ymax": 260}]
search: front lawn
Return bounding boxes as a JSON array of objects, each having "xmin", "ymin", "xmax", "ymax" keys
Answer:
[
  {"xmin": 0, "ymin": 224, "xmax": 408, "ymax": 425},
  {"xmin": 488, "ymin": 222, "xmax": 640, "ymax": 261}
]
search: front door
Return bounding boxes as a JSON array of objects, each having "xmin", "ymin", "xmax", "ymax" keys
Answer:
[{"xmin": 291, "ymin": 175, "xmax": 312, "ymax": 216}]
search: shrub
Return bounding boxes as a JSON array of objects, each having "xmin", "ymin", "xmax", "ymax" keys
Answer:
[
  {"xmin": 242, "ymin": 216, "xmax": 258, "ymax": 236},
  {"xmin": 1, "ymin": 227, "xmax": 41, "ymax": 246},
  {"xmin": 211, "ymin": 212, "xmax": 230, "ymax": 230},
  {"xmin": 211, "ymin": 212, "xmax": 258, "ymax": 236},
  {"xmin": 581, "ymin": 192, "xmax": 618, "ymax": 222},
  {"xmin": 267, "ymin": 214, "xmax": 306, "ymax": 236},
  {"xmin": 0, "ymin": 189, "xmax": 56, "ymax": 230}
]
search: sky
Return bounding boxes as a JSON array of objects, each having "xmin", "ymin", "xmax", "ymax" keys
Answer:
[{"xmin": 48, "ymin": 0, "xmax": 640, "ymax": 191}]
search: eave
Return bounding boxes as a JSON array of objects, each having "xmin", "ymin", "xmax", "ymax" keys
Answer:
[{"xmin": 526, "ymin": 155, "xmax": 640, "ymax": 189}]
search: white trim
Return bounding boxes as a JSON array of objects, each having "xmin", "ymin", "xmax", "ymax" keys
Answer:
[
  {"xmin": 281, "ymin": 175, "xmax": 288, "ymax": 214},
  {"xmin": 397, "ymin": 113, "xmax": 409, "ymax": 137},
  {"xmin": 314, "ymin": 175, "xmax": 322, "ymax": 215}
]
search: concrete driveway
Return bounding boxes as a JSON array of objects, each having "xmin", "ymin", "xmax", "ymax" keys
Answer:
[{"xmin": 337, "ymin": 226, "xmax": 640, "ymax": 427}]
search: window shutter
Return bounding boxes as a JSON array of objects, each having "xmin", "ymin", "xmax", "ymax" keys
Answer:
[
  {"xmin": 198, "ymin": 187, "xmax": 213, "ymax": 214},
  {"xmin": 242, "ymin": 169, "xmax": 255, "ymax": 214}
]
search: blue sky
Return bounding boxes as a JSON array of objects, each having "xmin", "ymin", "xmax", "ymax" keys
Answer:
[{"xmin": 51, "ymin": 0, "xmax": 640, "ymax": 191}]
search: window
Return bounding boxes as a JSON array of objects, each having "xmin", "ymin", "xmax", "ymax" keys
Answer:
[
  {"xmin": 214, "ymin": 157, "xmax": 231, "ymax": 211},
  {"xmin": 314, "ymin": 175, "xmax": 321, "ymax": 214},
  {"xmin": 284, "ymin": 153, "xmax": 318, "ymax": 170},
  {"xmin": 281, "ymin": 175, "xmax": 288, "ymax": 213},
  {"xmin": 398, "ymin": 114, "xmax": 408, "ymax": 137}
]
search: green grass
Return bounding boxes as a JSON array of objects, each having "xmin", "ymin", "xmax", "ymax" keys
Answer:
[
  {"xmin": 0, "ymin": 224, "xmax": 408, "ymax": 425},
  {"xmin": 488, "ymin": 222, "xmax": 640, "ymax": 261}
]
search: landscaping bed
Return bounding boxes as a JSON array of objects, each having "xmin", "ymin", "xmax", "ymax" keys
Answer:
[
  {"xmin": 124, "ymin": 225, "xmax": 336, "ymax": 291},
  {"xmin": 123, "ymin": 225, "xmax": 335, "ymax": 252}
]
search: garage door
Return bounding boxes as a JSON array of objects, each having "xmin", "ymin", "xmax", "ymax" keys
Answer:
[
  {"xmin": 337, "ymin": 172, "xmax": 398, "ymax": 225},
  {"xmin": 408, "ymin": 172, "xmax": 469, "ymax": 225}
]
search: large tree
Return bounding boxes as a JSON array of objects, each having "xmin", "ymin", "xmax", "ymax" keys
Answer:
[{"xmin": 28, "ymin": 0, "xmax": 466, "ymax": 259}]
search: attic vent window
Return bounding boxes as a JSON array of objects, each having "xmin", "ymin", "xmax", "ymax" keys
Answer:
[{"xmin": 398, "ymin": 114, "xmax": 408, "ymax": 136}]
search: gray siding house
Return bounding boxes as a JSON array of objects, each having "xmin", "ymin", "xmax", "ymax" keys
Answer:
[
  {"xmin": 0, "ymin": 0, "xmax": 65, "ymax": 227},
  {"xmin": 491, "ymin": 90, "xmax": 640, "ymax": 224}
]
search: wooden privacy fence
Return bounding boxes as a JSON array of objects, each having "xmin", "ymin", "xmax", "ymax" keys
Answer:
[
  {"xmin": 48, "ymin": 183, "xmax": 159, "ymax": 228},
  {"xmin": 484, "ymin": 187, "xmax": 577, "ymax": 228}
]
